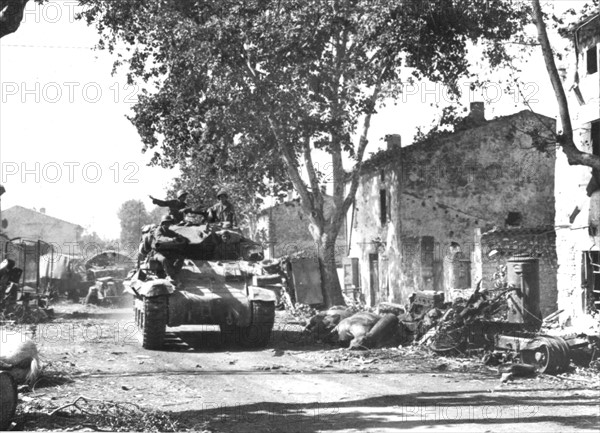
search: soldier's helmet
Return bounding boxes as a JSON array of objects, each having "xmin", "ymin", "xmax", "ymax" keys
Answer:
[
  {"xmin": 160, "ymin": 215, "xmax": 175, "ymax": 225},
  {"xmin": 176, "ymin": 190, "xmax": 188, "ymax": 199},
  {"xmin": 216, "ymin": 188, "xmax": 228, "ymax": 198}
]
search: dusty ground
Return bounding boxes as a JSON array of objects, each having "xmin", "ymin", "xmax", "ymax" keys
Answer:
[{"xmin": 4, "ymin": 300, "xmax": 600, "ymax": 432}]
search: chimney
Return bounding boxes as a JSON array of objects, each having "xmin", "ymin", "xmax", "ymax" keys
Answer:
[
  {"xmin": 469, "ymin": 102, "xmax": 485, "ymax": 122},
  {"xmin": 40, "ymin": 208, "xmax": 46, "ymax": 214},
  {"xmin": 385, "ymin": 134, "xmax": 401, "ymax": 150}
]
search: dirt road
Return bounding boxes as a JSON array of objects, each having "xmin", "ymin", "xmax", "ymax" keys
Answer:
[{"xmin": 9, "ymin": 304, "xmax": 600, "ymax": 432}]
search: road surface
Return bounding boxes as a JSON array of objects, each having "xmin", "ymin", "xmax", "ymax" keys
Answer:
[{"xmin": 8, "ymin": 304, "xmax": 600, "ymax": 432}]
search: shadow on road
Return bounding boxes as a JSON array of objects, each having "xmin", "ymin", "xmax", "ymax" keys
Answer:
[
  {"xmin": 160, "ymin": 326, "xmax": 331, "ymax": 353},
  {"xmin": 170, "ymin": 388, "xmax": 600, "ymax": 432}
]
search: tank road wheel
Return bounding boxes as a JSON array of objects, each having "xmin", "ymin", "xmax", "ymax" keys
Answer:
[
  {"xmin": 139, "ymin": 296, "xmax": 168, "ymax": 350},
  {"xmin": 238, "ymin": 301, "xmax": 276, "ymax": 348},
  {"xmin": 521, "ymin": 336, "xmax": 570, "ymax": 375}
]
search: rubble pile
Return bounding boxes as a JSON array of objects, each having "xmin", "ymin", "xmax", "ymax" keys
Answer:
[
  {"xmin": 0, "ymin": 303, "xmax": 53, "ymax": 325},
  {"xmin": 302, "ymin": 283, "xmax": 600, "ymax": 377}
]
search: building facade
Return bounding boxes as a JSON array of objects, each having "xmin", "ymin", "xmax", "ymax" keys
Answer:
[
  {"xmin": 347, "ymin": 105, "xmax": 557, "ymax": 307},
  {"xmin": 555, "ymin": 13, "xmax": 600, "ymax": 319},
  {"xmin": 255, "ymin": 196, "xmax": 347, "ymax": 263},
  {"xmin": 1, "ymin": 205, "xmax": 83, "ymax": 252}
]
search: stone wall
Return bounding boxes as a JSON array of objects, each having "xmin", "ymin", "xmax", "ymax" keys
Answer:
[
  {"xmin": 349, "ymin": 110, "xmax": 557, "ymax": 305},
  {"xmin": 477, "ymin": 227, "xmax": 558, "ymax": 318}
]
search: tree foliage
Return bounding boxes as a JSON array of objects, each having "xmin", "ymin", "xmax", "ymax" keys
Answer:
[
  {"xmin": 0, "ymin": 0, "xmax": 30, "ymax": 39},
  {"xmin": 80, "ymin": 0, "xmax": 531, "ymax": 306},
  {"xmin": 116, "ymin": 199, "xmax": 150, "ymax": 248}
]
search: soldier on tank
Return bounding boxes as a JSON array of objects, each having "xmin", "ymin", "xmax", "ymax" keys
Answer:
[
  {"xmin": 150, "ymin": 190, "xmax": 207, "ymax": 224},
  {"xmin": 150, "ymin": 215, "xmax": 188, "ymax": 283},
  {"xmin": 208, "ymin": 189, "xmax": 237, "ymax": 226},
  {"xmin": 148, "ymin": 190, "xmax": 188, "ymax": 224}
]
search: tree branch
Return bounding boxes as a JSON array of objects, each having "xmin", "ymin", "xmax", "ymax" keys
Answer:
[
  {"xmin": 531, "ymin": 0, "xmax": 600, "ymax": 171},
  {"xmin": 302, "ymin": 135, "xmax": 323, "ymax": 208},
  {"xmin": 267, "ymin": 117, "xmax": 315, "ymax": 216},
  {"xmin": 0, "ymin": 0, "xmax": 30, "ymax": 39},
  {"xmin": 332, "ymin": 71, "xmax": 385, "ymax": 235}
]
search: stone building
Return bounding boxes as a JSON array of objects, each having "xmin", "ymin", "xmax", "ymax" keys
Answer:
[
  {"xmin": 347, "ymin": 104, "xmax": 557, "ymax": 307},
  {"xmin": 255, "ymin": 196, "xmax": 347, "ymax": 263},
  {"xmin": 1, "ymin": 205, "xmax": 83, "ymax": 252},
  {"xmin": 555, "ymin": 13, "xmax": 600, "ymax": 319}
]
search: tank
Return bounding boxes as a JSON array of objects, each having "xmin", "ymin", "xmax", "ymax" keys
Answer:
[{"xmin": 124, "ymin": 222, "xmax": 280, "ymax": 350}]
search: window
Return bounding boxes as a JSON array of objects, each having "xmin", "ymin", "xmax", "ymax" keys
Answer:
[
  {"xmin": 586, "ymin": 45, "xmax": 598, "ymax": 75},
  {"xmin": 379, "ymin": 189, "xmax": 387, "ymax": 225},
  {"xmin": 505, "ymin": 211, "xmax": 523, "ymax": 226}
]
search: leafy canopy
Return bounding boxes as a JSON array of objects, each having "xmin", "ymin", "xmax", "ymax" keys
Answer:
[{"xmin": 79, "ymin": 0, "xmax": 528, "ymax": 179}]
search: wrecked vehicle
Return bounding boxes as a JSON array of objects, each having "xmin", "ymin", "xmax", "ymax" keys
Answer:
[
  {"xmin": 84, "ymin": 250, "xmax": 136, "ymax": 305},
  {"xmin": 125, "ymin": 222, "xmax": 279, "ymax": 350}
]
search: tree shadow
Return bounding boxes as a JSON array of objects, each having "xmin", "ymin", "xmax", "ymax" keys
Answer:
[
  {"xmin": 159, "ymin": 326, "xmax": 337, "ymax": 353},
  {"xmin": 170, "ymin": 388, "xmax": 600, "ymax": 432}
]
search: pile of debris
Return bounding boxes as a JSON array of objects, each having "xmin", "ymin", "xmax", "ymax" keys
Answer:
[{"xmin": 303, "ymin": 284, "xmax": 600, "ymax": 376}]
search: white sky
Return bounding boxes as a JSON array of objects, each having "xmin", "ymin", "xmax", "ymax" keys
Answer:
[{"xmin": 0, "ymin": 0, "xmax": 587, "ymax": 239}]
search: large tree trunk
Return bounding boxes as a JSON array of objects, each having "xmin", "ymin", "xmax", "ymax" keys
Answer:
[
  {"xmin": 0, "ymin": 0, "xmax": 30, "ymax": 39},
  {"xmin": 310, "ymin": 223, "xmax": 346, "ymax": 308}
]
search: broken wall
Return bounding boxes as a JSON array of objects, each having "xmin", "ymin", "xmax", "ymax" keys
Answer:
[
  {"xmin": 477, "ymin": 227, "xmax": 558, "ymax": 318},
  {"xmin": 555, "ymin": 17, "xmax": 600, "ymax": 319},
  {"xmin": 349, "ymin": 111, "xmax": 556, "ymax": 305}
]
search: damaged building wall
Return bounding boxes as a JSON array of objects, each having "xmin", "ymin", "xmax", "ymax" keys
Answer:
[
  {"xmin": 476, "ymin": 227, "xmax": 558, "ymax": 318},
  {"xmin": 255, "ymin": 196, "xmax": 346, "ymax": 263},
  {"xmin": 349, "ymin": 108, "xmax": 556, "ymax": 306},
  {"xmin": 555, "ymin": 13, "xmax": 600, "ymax": 319}
]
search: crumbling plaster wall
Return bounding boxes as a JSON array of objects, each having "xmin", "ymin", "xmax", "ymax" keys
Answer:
[
  {"xmin": 479, "ymin": 230, "xmax": 558, "ymax": 318},
  {"xmin": 554, "ymin": 25, "xmax": 599, "ymax": 318},
  {"xmin": 349, "ymin": 111, "xmax": 556, "ymax": 305},
  {"xmin": 555, "ymin": 125, "xmax": 599, "ymax": 318}
]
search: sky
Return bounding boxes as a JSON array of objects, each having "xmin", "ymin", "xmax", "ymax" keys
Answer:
[{"xmin": 0, "ymin": 0, "xmax": 588, "ymax": 239}]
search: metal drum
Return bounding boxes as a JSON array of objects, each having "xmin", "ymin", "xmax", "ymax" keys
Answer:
[{"xmin": 507, "ymin": 254, "xmax": 541, "ymax": 327}]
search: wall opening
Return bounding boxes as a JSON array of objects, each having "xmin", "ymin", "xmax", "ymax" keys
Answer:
[
  {"xmin": 582, "ymin": 251, "xmax": 600, "ymax": 312},
  {"xmin": 421, "ymin": 236, "xmax": 435, "ymax": 291},
  {"xmin": 586, "ymin": 45, "xmax": 598, "ymax": 75},
  {"xmin": 379, "ymin": 189, "xmax": 387, "ymax": 225},
  {"xmin": 505, "ymin": 211, "xmax": 523, "ymax": 227}
]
